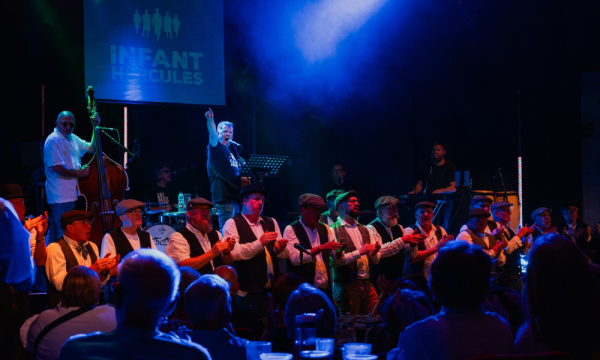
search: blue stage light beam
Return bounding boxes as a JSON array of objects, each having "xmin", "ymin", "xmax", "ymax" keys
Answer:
[{"xmin": 293, "ymin": 0, "xmax": 389, "ymax": 63}]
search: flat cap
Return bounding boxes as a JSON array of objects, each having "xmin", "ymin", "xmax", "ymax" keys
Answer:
[
  {"xmin": 61, "ymin": 210, "xmax": 93, "ymax": 231},
  {"xmin": 375, "ymin": 196, "xmax": 401, "ymax": 210},
  {"xmin": 299, "ymin": 193, "xmax": 326, "ymax": 208},
  {"xmin": 334, "ymin": 190, "xmax": 358, "ymax": 210},
  {"xmin": 415, "ymin": 201, "xmax": 436, "ymax": 211},
  {"xmin": 0, "ymin": 183, "xmax": 30, "ymax": 200},
  {"xmin": 187, "ymin": 197, "xmax": 214, "ymax": 210},
  {"xmin": 559, "ymin": 205, "xmax": 578, "ymax": 212},
  {"xmin": 325, "ymin": 189, "xmax": 344, "ymax": 201},
  {"xmin": 471, "ymin": 196, "xmax": 493, "ymax": 206},
  {"xmin": 469, "ymin": 208, "xmax": 491, "ymax": 218},
  {"xmin": 491, "ymin": 201, "xmax": 513, "ymax": 211},
  {"xmin": 238, "ymin": 183, "xmax": 270, "ymax": 202},
  {"xmin": 115, "ymin": 199, "xmax": 146, "ymax": 217},
  {"xmin": 531, "ymin": 207, "xmax": 552, "ymax": 219}
]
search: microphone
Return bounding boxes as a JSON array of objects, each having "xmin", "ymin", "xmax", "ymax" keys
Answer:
[
  {"xmin": 493, "ymin": 167, "xmax": 502, "ymax": 179},
  {"xmin": 172, "ymin": 168, "xmax": 186, "ymax": 175},
  {"xmin": 229, "ymin": 140, "xmax": 241, "ymax": 146},
  {"xmin": 97, "ymin": 126, "xmax": 117, "ymax": 131},
  {"xmin": 294, "ymin": 243, "xmax": 312, "ymax": 257}
]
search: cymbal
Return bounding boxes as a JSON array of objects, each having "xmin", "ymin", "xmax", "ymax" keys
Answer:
[{"xmin": 146, "ymin": 209, "xmax": 166, "ymax": 215}]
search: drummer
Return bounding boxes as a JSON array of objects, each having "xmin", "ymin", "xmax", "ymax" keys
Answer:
[
  {"xmin": 100, "ymin": 199, "xmax": 156, "ymax": 303},
  {"xmin": 166, "ymin": 197, "xmax": 236, "ymax": 275}
]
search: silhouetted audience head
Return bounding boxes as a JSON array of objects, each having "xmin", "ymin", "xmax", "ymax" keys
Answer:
[
  {"xmin": 272, "ymin": 273, "xmax": 303, "ymax": 311},
  {"xmin": 525, "ymin": 234, "xmax": 600, "ymax": 358},
  {"xmin": 185, "ymin": 274, "xmax": 231, "ymax": 330},
  {"xmin": 381, "ymin": 289, "xmax": 433, "ymax": 346},
  {"xmin": 172, "ymin": 267, "xmax": 201, "ymax": 322},
  {"xmin": 114, "ymin": 249, "xmax": 180, "ymax": 327},
  {"xmin": 214, "ymin": 265, "xmax": 239, "ymax": 298},
  {"xmin": 284, "ymin": 284, "xmax": 336, "ymax": 340},
  {"xmin": 61, "ymin": 266, "xmax": 100, "ymax": 308},
  {"xmin": 430, "ymin": 241, "xmax": 491, "ymax": 310}
]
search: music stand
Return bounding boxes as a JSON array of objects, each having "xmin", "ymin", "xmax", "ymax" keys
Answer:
[{"xmin": 241, "ymin": 154, "xmax": 288, "ymax": 183}]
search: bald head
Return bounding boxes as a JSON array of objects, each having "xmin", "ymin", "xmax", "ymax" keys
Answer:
[
  {"xmin": 185, "ymin": 275, "xmax": 230, "ymax": 329},
  {"xmin": 56, "ymin": 111, "xmax": 75, "ymax": 123},
  {"xmin": 117, "ymin": 249, "xmax": 180, "ymax": 316},
  {"xmin": 55, "ymin": 111, "xmax": 76, "ymax": 137},
  {"xmin": 214, "ymin": 265, "xmax": 239, "ymax": 297}
]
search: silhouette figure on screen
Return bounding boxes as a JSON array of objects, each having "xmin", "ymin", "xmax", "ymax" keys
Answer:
[
  {"xmin": 152, "ymin": 8, "xmax": 163, "ymax": 41},
  {"xmin": 173, "ymin": 14, "xmax": 180, "ymax": 37},
  {"xmin": 164, "ymin": 12, "xmax": 173, "ymax": 39},
  {"xmin": 142, "ymin": 10, "xmax": 151, "ymax": 36},
  {"xmin": 134, "ymin": 10, "xmax": 141, "ymax": 33}
]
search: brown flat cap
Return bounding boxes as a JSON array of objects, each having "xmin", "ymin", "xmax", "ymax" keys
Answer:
[
  {"xmin": 334, "ymin": 190, "xmax": 358, "ymax": 210},
  {"xmin": 61, "ymin": 210, "xmax": 93, "ymax": 231},
  {"xmin": 375, "ymin": 196, "xmax": 401, "ymax": 210},
  {"xmin": 469, "ymin": 208, "xmax": 491, "ymax": 218},
  {"xmin": 325, "ymin": 189, "xmax": 344, "ymax": 201},
  {"xmin": 299, "ymin": 193, "xmax": 326, "ymax": 208},
  {"xmin": 491, "ymin": 201, "xmax": 512, "ymax": 211},
  {"xmin": 531, "ymin": 207, "xmax": 551, "ymax": 220},
  {"xmin": 0, "ymin": 183, "xmax": 30, "ymax": 200},
  {"xmin": 187, "ymin": 197, "xmax": 214, "ymax": 210},
  {"xmin": 115, "ymin": 199, "xmax": 146, "ymax": 217},
  {"xmin": 471, "ymin": 196, "xmax": 493, "ymax": 206},
  {"xmin": 415, "ymin": 201, "xmax": 436, "ymax": 211}
]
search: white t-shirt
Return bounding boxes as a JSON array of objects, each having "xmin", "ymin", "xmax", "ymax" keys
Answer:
[{"xmin": 43, "ymin": 128, "xmax": 91, "ymax": 204}]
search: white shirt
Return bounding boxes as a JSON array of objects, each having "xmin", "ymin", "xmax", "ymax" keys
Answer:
[
  {"xmin": 494, "ymin": 221, "xmax": 522, "ymax": 255},
  {"xmin": 456, "ymin": 230, "xmax": 506, "ymax": 266},
  {"xmin": 166, "ymin": 223, "xmax": 224, "ymax": 269},
  {"xmin": 405, "ymin": 224, "xmax": 447, "ymax": 279},
  {"xmin": 565, "ymin": 222, "xmax": 592, "ymax": 243},
  {"xmin": 331, "ymin": 218, "xmax": 380, "ymax": 279},
  {"xmin": 24, "ymin": 305, "xmax": 116, "ymax": 360},
  {"xmin": 284, "ymin": 219, "xmax": 336, "ymax": 288},
  {"xmin": 459, "ymin": 223, "xmax": 491, "ymax": 235},
  {"xmin": 43, "ymin": 128, "xmax": 92, "ymax": 204},
  {"xmin": 367, "ymin": 218, "xmax": 412, "ymax": 259},
  {"xmin": 100, "ymin": 228, "xmax": 157, "ymax": 259},
  {"xmin": 45, "ymin": 235, "xmax": 108, "ymax": 291},
  {"xmin": 222, "ymin": 214, "xmax": 290, "ymax": 294}
]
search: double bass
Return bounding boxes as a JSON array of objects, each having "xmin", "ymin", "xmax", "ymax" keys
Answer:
[{"xmin": 78, "ymin": 86, "xmax": 130, "ymax": 247}]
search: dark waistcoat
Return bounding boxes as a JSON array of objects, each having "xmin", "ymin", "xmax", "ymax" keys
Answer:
[
  {"xmin": 45, "ymin": 238, "xmax": 97, "ymax": 309},
  {"xmin": 466, "ymin": 229, "xmax": 496, "ymax": 251},
  {"xmin": 369, "ymin": 220, "xmax": 406, "ymax": 282},
  {"xmin": 232, "ymin": 215, "xmax": 278, "ymax": 293},
  {"xmin": 289, "ymin": 220, "xmax": 332, "ymax": 288},
  {"xmin": 107, "ymin": 228, "xmax": 152, "ymax": 259},
  {"xmin": 403, "ymin": 225, "xmax": 442, "ymax": 277},
  {"xmin": 176, "ymin": 226, "xmax": 222, "ymax": 275},
  {"xmin": 330, "ymin": 221, "xmax": 373, "ymax": 284}
]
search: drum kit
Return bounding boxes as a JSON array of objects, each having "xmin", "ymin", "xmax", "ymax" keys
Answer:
[{"xmin": 142, "ymin": 202, "xmax": 220, "ymax": 253}]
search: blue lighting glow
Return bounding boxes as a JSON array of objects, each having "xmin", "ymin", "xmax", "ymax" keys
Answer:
[{"xmin": 292, "ymin": 0, "xmax": 389, "ymax": 63}]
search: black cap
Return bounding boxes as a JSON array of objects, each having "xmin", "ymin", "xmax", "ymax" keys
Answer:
[
  {"xmin": 325, "ymin": 189, "xmax": 344, "ymax": 201},
  {"xmin": 469, "ymin": 208, "xmax": 491, "ymax": 218},
  {"xmin": 299, "ymin": 194, "xmax": 326, "ymax": 208},
  {"xmin": 0, "ymin": 183, "xmax": 30, "ymax": 200},
  {"xmin": 415, "ymin": 201, "xmax": 436, "ymax": 211},
  {"xmin": 238, "ymin": 183, "xmax": 270, "ymax": 202},
  {"xmin": 61, "ymin": 210, "xmax": 93, "ymax": 231},
  {"xmin": 334, "ymin": 190, "xmax": 358, "ymax": 210}
]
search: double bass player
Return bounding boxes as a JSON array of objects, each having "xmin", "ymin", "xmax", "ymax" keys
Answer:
[{"xmin": 44, "ymin": 110, "xmax": 100, "ymax": 244}]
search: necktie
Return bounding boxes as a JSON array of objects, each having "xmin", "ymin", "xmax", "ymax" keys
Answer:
[{"xmin": 76, "ymin": 243, "xmax": 89, "ymax": 260}]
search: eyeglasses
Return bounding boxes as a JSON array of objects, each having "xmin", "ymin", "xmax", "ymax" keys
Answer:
[
  {"xmin": 384, "ymin": 205, "xmax": 398, "ymax": 212},
  {"xmin": 128, "ymin": 210, "xmax": 143, "ymax": 215},
  {"xmin": 159, "ymin": 170, "xmax": 171, "ymax": 174},
  {"xmin": 346, "ymin": 200, "xmax": 360, "ymax": 205},
  {"xmin": 333, "ymin": 169, "xmax": 345, "ymax": 173},
  {"xmin": 59, "ymin": 121, "xmax": 75, "ymax": 128},
  {"xmin": 72, "ymin": 219, "xmax": 92, "ymax": 226}
]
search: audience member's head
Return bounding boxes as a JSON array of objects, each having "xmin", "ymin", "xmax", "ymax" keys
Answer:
[
  {"xmin": 284, "ymin": 284, "xmax": 336, "ymax": 340},
  {"xmin": 430, "ymin": 241, "xmax": 491, "ymax": 310},
  {"xmin": 272, "ymin": 273, "xmax": 303, "ymax": 312},
  {"xmin": 172, "ymin": 267, "xmax": 201, "ymax": 322},
  {"xmin": 114, "ymin": 249, "xmax": 180, "ymax": 329},
  {"xmin": 402, "ymin": 274, "xmax": 435, "ymax": 305},
  {"xmin": 381, "ymin": 289, "xmax": 432, "ymax": 346},
  {"xmin": 185, "ymin": 274, "xmax": 231, "ymax": 330},
  {"xmin": 214, "ymin": 265, "xmax": 239, "ymax": 298},
  {"xmin": 61, "ymin": 266, "xmax": 101, "ymax": 308},
  {"xmin": 525, "ymin": 234, "xmax": 600, "ymax": 358}
]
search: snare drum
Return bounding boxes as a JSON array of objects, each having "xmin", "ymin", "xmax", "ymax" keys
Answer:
[
  {"xmin": 159, "ymin": 212, "xmax": 187, "ymax": 230},
  {"xmin": 144, "ymin": 223, "xmax": 176, "ymax": 254},
  {"xmin": 494, "ymin": 191, "xmax": 520, "ymax": 229}
]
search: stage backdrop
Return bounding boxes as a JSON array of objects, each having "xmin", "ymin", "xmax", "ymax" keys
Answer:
[{"xmin": 84, "ymin": 0, "xmax": 225, "ymax": 105}]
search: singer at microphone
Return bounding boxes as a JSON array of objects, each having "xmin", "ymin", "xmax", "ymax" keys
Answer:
[
  {"xmin": 283, "ymin": 194, "xmax": 343, "ymax": 300},
  {"xmin": 325, "ymin": 163, "xmax": 358, "ymax": 196},
  {"xmin": 408, "ymin": 142, "xmax": 457, "ymax": 229}
]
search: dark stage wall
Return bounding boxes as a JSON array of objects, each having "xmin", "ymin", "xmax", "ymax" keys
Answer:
[{"xmin": 2, "ymin": 0, "xmax": 600, "ymax": 232}]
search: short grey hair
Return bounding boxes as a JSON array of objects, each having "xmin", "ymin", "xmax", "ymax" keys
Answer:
[
  {"xmin": 185, "ymin": 274, "xmax": 230, "ymax": 325},
  {"xmin": 217, "ymin": 121, "xmax": 234, "ymax": 132}
]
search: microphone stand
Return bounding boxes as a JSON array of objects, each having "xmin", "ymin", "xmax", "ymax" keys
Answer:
[{"xmin": 499, "ymin": 169, "xmax": 507, "ymax": 202}]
